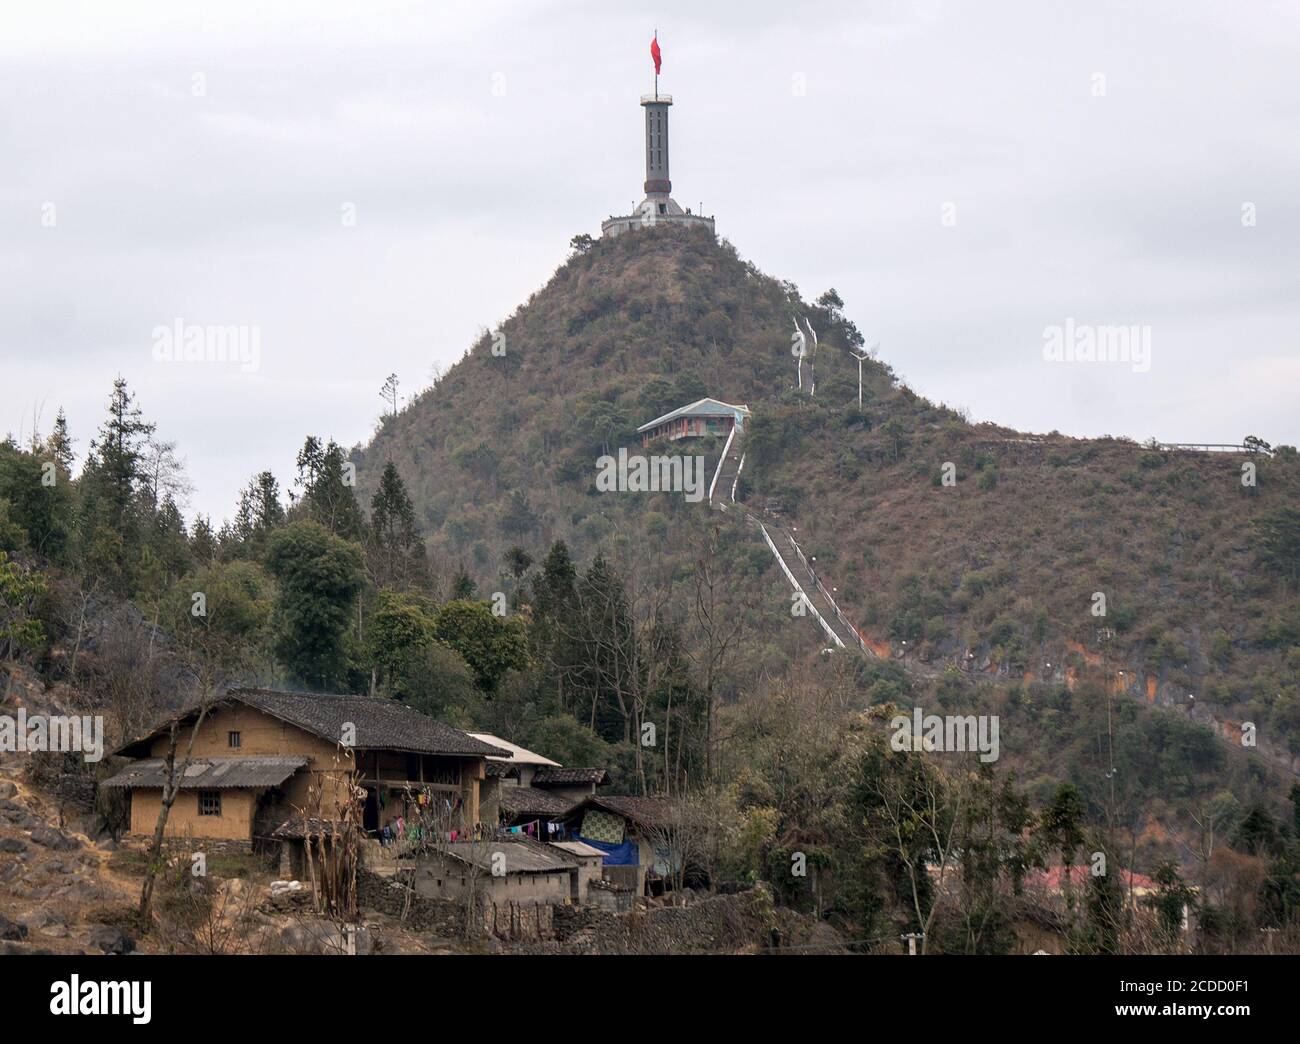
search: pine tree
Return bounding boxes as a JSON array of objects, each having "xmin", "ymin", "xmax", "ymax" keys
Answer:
[
  {"xmin": 47, "ymin": 408, "xmax": 75, "ymax": 475},
  {"xmin": 298, "ymin": 439, "xmax": 364, "ymax": 540},
  {"xmin": 79, "ymin": 378, "xmax": 156, "ymax": 591},
  {"xmin": 84, "ymin": 377, "xmax": 155, "ymax": 531},
  {"xmin": 368, "ymin": 461, "xmax": 424, "ymax": 589},
  {"xmin": 191, "ymin": 515, "xmax": 218, "ymax": 563}
]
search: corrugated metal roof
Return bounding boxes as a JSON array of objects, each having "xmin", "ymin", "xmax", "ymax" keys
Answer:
[
  {"xmin": 101, "ymin": 756, "xmax": 307, "ymax": 790},
  {"xmin": 467, "ymin": 732, "xmax": 561, "ymax": 767},
  {"xmin": 637, "ymin": 397, "xmax": 751, "ymax": 433},
  {"xmin": 549, "ymin": 841, "xmax": 605, "ymax": 859}
]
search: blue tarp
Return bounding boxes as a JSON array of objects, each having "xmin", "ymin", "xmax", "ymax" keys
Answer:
[{"xmin": 576, "ymin": 834, "xmax": 639, "ymax": 866}]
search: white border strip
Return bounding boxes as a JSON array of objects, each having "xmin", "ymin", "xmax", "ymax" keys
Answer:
[
  {"xmin": 759, "ymin": 522, "xmax": 844, "ymax": 649},
  {"xmin": 708, "ymin": 424, "xmax": 737, "ymax": 504}
]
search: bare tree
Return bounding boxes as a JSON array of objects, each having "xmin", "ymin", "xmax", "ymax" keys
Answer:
[
  {"xmin": 687, "ymin": 521, "xmax": 749, "ymax": 782},
  {"xmin": 863, "ymin": 752, "xmax": 967, "ymax": 954}
]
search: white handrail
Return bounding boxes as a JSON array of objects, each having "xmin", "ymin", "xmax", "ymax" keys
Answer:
[
  {"xmin": 708, "ymin": 424, "xmax": 737, "ymax": 505},
  {"xmin": 759, "ymin": 523, "xmax": 844, "ymax": 649}
]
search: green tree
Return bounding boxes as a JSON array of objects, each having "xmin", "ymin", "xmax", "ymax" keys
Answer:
[
  {"xmin": 0, "ymin": 550, "xmax": 46, "ymax": 665},
  {"xmin": 265, "ymin": 521, "xmax": 364, "ymax": 687},
  {"xmin": 79, "ymin": 378, "xmax": 156, "ymax": 590},
  {"xmin": 295, "ymin": 437, "xmax": 364, "ymax": 540},
  {"xmin": 1253, "ymin": 506, "xmax": 1300, "ymax": 586},
  {"xmin": 1148, "ymin": 860, "xmax": 1195, "ymax": 944},
  {"xmin": 431, "ymin": 599, "xmax": 529, "ymax": 694},
  {"xmin": 368, "ymin": 589, "xmax": 435, "ymax": 682},
  {"xmin": 368, "ymin": 462, "xmax": 424, "ymax": 589}
]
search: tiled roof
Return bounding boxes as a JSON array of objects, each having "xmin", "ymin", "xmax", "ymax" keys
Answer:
[
  {"xmin": 100, "ymin": 756, "xmax": 307, "ymax": 790},
  {"xmin": 270, "ymin": 816, "xmax": 346, "ymax": 840},
  {"xmin": 497, "ymin": 785, "xmax": 575, "ymax": 819},
  {"xmin": 484, "ymin": 760, "xmax": 513, "ymax": 778},
  {"xmin": 532, "ymin": 767, "xmax": 608, "ymax": 787},
  {"xmin": 578, "ymin": 795, "xmax": 674, "ymax": 830},
  {"xmin": 115, "ymin": 689, "xmax": 508, "ymax": 760}
]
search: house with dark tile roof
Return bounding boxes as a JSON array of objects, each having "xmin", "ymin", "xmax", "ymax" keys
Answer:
[
  {"xmin": 102, "ymin": 688, "xmax": 507, "ymax": 851},
  {"xmin": 468, "ymin": 731, "xmax": 608, "ymax": 831}
]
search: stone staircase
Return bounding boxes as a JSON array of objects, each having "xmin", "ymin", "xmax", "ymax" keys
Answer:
[
  {"xmin": 763, "ymin": 523, "xmax": 865, "ymax": 653},
  {"xmin": 706, "ymin": 428, "xmax": 870, "ymax": 656}
]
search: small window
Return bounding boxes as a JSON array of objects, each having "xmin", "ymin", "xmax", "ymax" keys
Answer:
[
  {"xmin": 227, "ymin": 731, "xmax": 241, "ymax": 749},
  {"xmin": 198, "ymin": 790, "xmax": 221, "ymax": 816},
  {"xmin": 658, "ymin": 203, "xmax": 667, "ymax": 215}
]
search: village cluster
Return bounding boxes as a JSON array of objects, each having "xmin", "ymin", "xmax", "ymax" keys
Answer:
[{"xmin": 103, "ymin": 688, "xmax": 680, "ymax": 913}]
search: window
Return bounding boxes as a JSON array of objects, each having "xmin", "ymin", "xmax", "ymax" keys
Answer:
[
  {"xmin": 658, "ymin": 203, "xmax": 667, "ymax": 215},
  {"xmin": 198, "ymin": 790, "xmax": 221, "ymax": 816},
  {"xmin": 227, "ymin": 731, "xmax": 241, "ymax": 749}
]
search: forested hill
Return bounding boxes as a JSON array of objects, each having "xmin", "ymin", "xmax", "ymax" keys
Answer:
[
  {"xmin": 357, "ymin": 224, "xmax": 1300, "ymax": 777},
  {"xmin": 5, "ymin": 223, "xmax": 1300, "ymax": 952}
]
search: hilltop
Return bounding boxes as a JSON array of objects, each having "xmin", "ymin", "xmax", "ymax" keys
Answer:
[{"xmin": 356, "ymin": 224, "xmax": 1300, "ymax": 818}]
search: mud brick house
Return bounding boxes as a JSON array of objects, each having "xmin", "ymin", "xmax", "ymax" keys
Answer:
[
  {"xmin": 410, "ymin": 836, "xmax": 573, "ymax": 903},
  {"xmin": 566, "ymin": 794, "xmax": 679, "ymax": 896},
  {"xmin": 102, "ymin": 688, "xmax": 507, "ymax": 852}
]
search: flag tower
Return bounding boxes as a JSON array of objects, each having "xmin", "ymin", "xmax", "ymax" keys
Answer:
[{"xmin": 601, "ymin": 34, "xmax": 717, "ymax": 239}]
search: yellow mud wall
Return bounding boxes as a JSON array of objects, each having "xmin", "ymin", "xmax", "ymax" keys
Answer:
[
  {"xmin": 143, "ymin": 705, "xmax": 357, "ymax": 823},
  {"xmin": 129, "ymin": 788, "xmax": 256, "ymax": 840}
]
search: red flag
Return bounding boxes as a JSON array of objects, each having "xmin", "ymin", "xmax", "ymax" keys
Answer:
[{"xmin": 650, "ymin": 35, "xmax": 662, "ymax": 75}]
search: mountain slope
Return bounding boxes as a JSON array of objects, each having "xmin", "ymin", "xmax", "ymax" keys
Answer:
[{"xmin": 356, "ymin": 225, "xmax": 1300, "ymax": 786}]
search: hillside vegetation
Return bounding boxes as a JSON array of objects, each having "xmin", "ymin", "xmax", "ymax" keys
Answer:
[{"xmin": 5, "ymin": 224, "xmax": 1300, "ymax": 952}]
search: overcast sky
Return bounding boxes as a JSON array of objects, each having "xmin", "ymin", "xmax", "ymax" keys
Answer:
[{"xmin": 5, "ymin": 0, "xmax": 1298, "ymax": 522}]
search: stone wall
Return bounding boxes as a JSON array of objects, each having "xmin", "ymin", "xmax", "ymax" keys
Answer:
[
  {"xmin": 552, "ymin": 884, "xmax": 779, "ymax": 954},
  {"xmin": 357, "ymin": 868, "xmax": 468, "ymax": 936},
  {"xmin": 358, "ymin": 868, "xmax": 564, "ymax": 941},
  {"xmin": 121, "ymin": 834, "xmax": 256, "ymax": 858}
]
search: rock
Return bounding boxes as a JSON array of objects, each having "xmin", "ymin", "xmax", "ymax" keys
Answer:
[
  {"xmin": 54, "ymin": 880, "xmax": 108, "ymax": 903},
  {"xmin": 0, "ymin": 913, "xmax": 28, "ymax": 941},
  {"xmin": 97, "ymin": 838, "xmax": 118, "ymax": 852},
  {"xmin": 88, "ymin": 924, "xmax": 135, "ymax": 955},
  {"xmin": 0, "ymin": 781, "xmax": 16, "ymax": 800},
  {"xmin": 0, "ymin": 838, "xmax": 26, "ymax": 854},
  {"xmin": 0, "ymin": 940, "xmax": 54, "ymax": 955},
  {"xmin": 28, "ymin": 825, "xmax": 80, "ymax": 851},
  {"xmin": 278, "ymin": 920, "xmax": 371, "ymax": 955},
  {"xmin": 22, "ymin": 907, "xmax": 64, "ymax": 930},
  {"xmin": 269, "ymin": 879, "xmax": 302, "ymax": 896}
]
